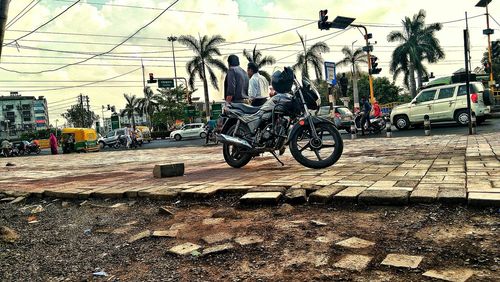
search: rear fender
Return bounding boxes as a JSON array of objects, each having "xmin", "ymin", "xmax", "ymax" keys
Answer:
[{"xmin": 286, "ymin": 116, "xmax": 335, "ymax": 145}]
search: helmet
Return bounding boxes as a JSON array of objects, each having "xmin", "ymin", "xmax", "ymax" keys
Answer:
[{"xmin": 271, "ymin": 67, "xmax": 294, "ymax": 93}]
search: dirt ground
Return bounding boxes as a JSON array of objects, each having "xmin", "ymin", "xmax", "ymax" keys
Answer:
[{"xmin": 1, "ymin": 196, "xmax": 499, "ymax": 282}]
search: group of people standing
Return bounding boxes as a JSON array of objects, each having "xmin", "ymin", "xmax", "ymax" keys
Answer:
[{"xmin": 223, "ymin": 54, "xmax": 271, "ymax": 105}]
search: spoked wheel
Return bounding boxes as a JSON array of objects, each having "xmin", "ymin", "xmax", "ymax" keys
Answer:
[
  {"xmin": 289, "ymin": 122, "xmax": 343, "ymax": 169},
  {"xmin": 222, "ymin": 124, "xmax": 252, "ymax": 168}
]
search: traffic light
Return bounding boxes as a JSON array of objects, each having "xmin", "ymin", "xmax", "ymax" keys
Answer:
[
  {"xmin": 318, "ymin": 10, "xmax": 329, "ymax": 30},
  {"xmin": 107, "ymin": 104, "xmax": 111, "ymax": 111},
  {"xmin": 483, "ymin": 62, "xmax": 490, "ymax": 73},
  {"xmin": 492, "ymin": 40, "xmax": 500, "ymax": 59},
  {"xmin": 147, "ymin": 73, "xmax": 157, "ymax": 83},
  {"xmin": 370, "ymin": 56, "xmax": 382, "ymax": 75}
]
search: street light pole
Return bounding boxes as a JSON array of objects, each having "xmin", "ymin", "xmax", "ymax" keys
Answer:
[
  {"xmin": 476, "ymin": 0, "xmax": 495, "ymax": 93},
  {"xmin": 167, "ymin": 36, "xmax": 178, "ymax": 88}
]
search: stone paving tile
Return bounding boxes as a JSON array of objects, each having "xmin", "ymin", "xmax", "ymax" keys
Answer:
[
  {"xmin": 380, "ymin": 254, "xmax": 423, "ymax": 269},
  {"xmin": 410, "ymin": 189, "xmax": 439, "ymax": 203},
  {"xmin": 332, "ymin": 186, "xmax": 367, "ymax": 202},
  {"xmin": 202, "ymin": 218, "xmax": 225, "ymax": 225},
  {"xmin": 202, "ymin": 243, "xmax": 234, "ymax": 256},
  {"xmin": 468, "ymin": 192, "xmax": 500, "ymax": 206},
  {"xmin": 234, "ymin": 235, "xmax": 264, "ymax": 246},
  {"xmin": 335, "ymin": 237, "xmax": 375, "ymax": 249},
  {"xmin": 423, "ymin": 268, "xmax": 474, "ymax": 282},
  {"xmin": 202, "ymin": 232, "xmax": 233, "ymax": 244},
  {"xmin": 168, "ymin": 243, "xmax": 201, "ymax": 256},
  {"xmin": 309, "ymin": 186, "xmax": 346, "ymax": 204},
  {"xmin": 358, "ymin": 189, "xmax": 410, "ymax": 205},
  {"xmin": 333, "ymin": 254, "xmax": 372, "ymax": 271},
  {"xmin": 240, "ymin": 192, "xmax": 282, "ymax": 205}
]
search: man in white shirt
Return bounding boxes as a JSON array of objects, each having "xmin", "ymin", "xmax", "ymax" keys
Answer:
[{"xmin": 247, "ymin": 62, "xmax": 269, "ymax": 101}]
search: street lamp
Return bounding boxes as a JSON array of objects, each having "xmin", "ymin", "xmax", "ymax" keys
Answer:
[
  {"xmin": 476, "ymin": 0, "xmax": 495, "ymax": 92},
  {"xmin": 167, "ymin": 35, "xmax": 178, "ymax": 88}
]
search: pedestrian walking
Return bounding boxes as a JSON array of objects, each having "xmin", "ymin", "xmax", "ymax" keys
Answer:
[
  {"xmin": 224, "ymin": 54, "xmax": 249, "ymax": 104},
  {"xmin": 360, "ymin": 96, "xmax": 372, "ymax": 136},
  {"xmin": 49, "ymin": 133, "xmax": 58, "ymax": 155}
]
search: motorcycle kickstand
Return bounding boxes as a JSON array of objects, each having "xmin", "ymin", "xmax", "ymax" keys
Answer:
[{"xmin": 270, "ymin": 150, "xmax": 284, "ymax": 167}]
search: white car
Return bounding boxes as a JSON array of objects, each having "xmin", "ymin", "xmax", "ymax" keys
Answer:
[
  {"xmin": 390, "ymin": 81, "xmax": 491, "ymax": 130},
  {"xmin": 170, "ymin": 123, "xmax": 206, "ymax": 141}
]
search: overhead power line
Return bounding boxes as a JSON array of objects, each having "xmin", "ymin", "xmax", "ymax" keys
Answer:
[
  {"xmin": 3, "ymin": 1, "xmax": 81, "ymax": 47},
  {"xmin": 0, "ymin": 0, "xmax": 180, "ymax": 75},
  {"xmin": 5, "ymin": 0, "xmax": 42, "ymax": 30}
]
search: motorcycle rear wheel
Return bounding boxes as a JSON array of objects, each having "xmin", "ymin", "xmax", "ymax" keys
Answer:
[
  {"xmin": 222, "ymin": 124, "xmax": 252, "ymax": 168},
  {"xmin": 289, "ymin": 122, "xmax": 343, "ymax": 169}
]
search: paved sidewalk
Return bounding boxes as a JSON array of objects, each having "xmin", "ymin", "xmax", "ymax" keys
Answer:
[{"xmin": 1, "ymin": 132, "xmax": 499, "ymax": 206}]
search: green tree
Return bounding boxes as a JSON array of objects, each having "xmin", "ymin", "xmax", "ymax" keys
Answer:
[
  {"xmin": 61, "ymin": 104, "xmax": 97, "ymax": 128},
  {"xmin": 388, "ymin": 9, "xmax": 444, "ymax": 97},
  {"xmin": 178, "ymin": 34, "xmax": 227, "ymax": 120},
  {"xmin": 152, "ymin": 86, "xmax": 189, "ymax": 129},
  {"xmin": 346, "ymin": 74, "xmax": 406, "ymax": 105},
  {"xmin": 139, "ymin": 86, "xmax": 161, "ymax": 130},
  {"xmin": 293, "ymin": 33, "xmax": 330, "ymax": 80},
  {"xmin": 243, "ymin": 44, "xmax": 276, "ymax": 82},
  {"xmin": 336, "ymin": 46, "xmax": 368, "ymax": 108},
  {"xmin": 120, "ymin": 94, "xmax": 141, "ymax": 129}
]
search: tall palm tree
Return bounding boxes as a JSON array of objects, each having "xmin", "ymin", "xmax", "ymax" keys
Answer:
[
  {"xmin": 388, "ymin": 9, "xmax": 444, "ymax": 97},
  {"xmin": 293, "ymin": 33, "xmax": 330, "ymax": 80},
  {"xmin": 336, "ymin": 46, "xmax": 367, "ymax": 108},
  {"xmin": 243, "ymin": 45, "xmax": 276, "ymax": 82},
  {"xmin": 121, "ymin": 94, "xmax": 141, "ymax": 129},
  {"xmin": 178, "ymin": 34, "xmax": 227, "ymax": 120},
  {"xmin": 139, "ymin": 86, "xmax": 160, "ymax": 130}
]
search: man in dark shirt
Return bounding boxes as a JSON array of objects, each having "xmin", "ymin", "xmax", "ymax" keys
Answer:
[
  {"xmin": 360, "ymin": 96, "xmax": 372, "ymax": 135},
  {"xmin": 224, "ymin": 55, "xmax": 249, "ymax": 103}
]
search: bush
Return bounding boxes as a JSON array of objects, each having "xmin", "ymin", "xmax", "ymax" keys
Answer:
[{"xmin": 151, "ymin": 131, "xmax": 171, "ymax": 139}]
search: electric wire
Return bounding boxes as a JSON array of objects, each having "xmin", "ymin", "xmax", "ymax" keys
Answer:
[{"xmin": 5, "ymin": 0, "xmax": 42, "ymax": 30}]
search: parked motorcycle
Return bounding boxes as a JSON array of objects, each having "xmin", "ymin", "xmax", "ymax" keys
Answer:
[
  {"xmin": 26, "ymin": 142, "xmax": 41, "ymax": 155},
  {"xmin": 354, "ymin": 112, "xmax": 387, "ymax": 135},
  {"xmin": 218, "ymin": 67, "xmax": 343, "ymax": 169}
]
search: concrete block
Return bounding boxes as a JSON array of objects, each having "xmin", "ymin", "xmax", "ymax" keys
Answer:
[
  {"xmin": 358, "ymin": 189, "xmax": 409, "ymax": 205},
  {"xmin": 153, "ymin": 163, "xmax": 184, "ymax": 178}
]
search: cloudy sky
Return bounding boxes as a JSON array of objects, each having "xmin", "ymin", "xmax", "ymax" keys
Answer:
[{"xmin": 1, "ymin": 0, "xmax": 499, "ymax": 124}]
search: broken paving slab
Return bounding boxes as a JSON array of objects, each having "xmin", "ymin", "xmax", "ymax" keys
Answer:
[
  {"xmin": 423, "ymin": 268, "xmax": 474, "ymax": 282},
  {"xmin": 335, "ymin": 237, "xmax": 375, "ymax": 249},
  {"xmin": 248, "ymin": 186, "xmax": 287, "ymax": 193},
  {"xmin": 168, "ymin": 242, "xmax": 201, "ymax": 256},
  {"xmin": 358, "ymin": 189, "xmax": 410, "ymax": 205},
  {"xmin": 381, "ymin": 254, "xmax": 423, "ymax": 269},
  {"xmin": 284, "ymin": 189, "xmax": 307, "ymax": 204},
  {"xmin": 202, "ymin": 232, "xmax": 233, "ymax": 244},
  {"xmin": 308, "ymin": 186, "xmax": 346, "ymax": 204},
  {"xmin": 333, "ymin": 254, "xmax": 372, "ymax": 271},
  {"xmin": 240, "ymin": 192, "xmax": 282, "ymax": 205},
  {"xmin": 152, "ymin": 230, "xmax": 178, "ymax": 238},
  {"xmin": 127, "ymin": 230, "xmax": 151, "ymax": 243},
  {"xmin": 234, "ymin": 235, "xmax": 264, "ymax": 246},
  {"xmin": 202, "ymin": 243, "xmax": 234, "ymax": 256}
]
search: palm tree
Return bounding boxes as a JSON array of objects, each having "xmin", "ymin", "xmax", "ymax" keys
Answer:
[
  {"xmin": 336, "ymin": 46, "xmax": 367, "ymax": 108},
  {"xmin": 139, "ymin": 86, "xmax": 160, "ymax": 130},
  {"xmin": 178, "ymin": 34, "xmax": 227, "ymax": 120},
  {"xmin": 292, "ymin": 33, "xmax": 330, "ymax": 80},
  {"xmin": 388, "ymin": 9, "xmax": 444, "ymax": 97},
  {"xmin": 121, "ymin": 94, "xmax": 141, "ymax": 129},
  {"xmin": 243, "ymin": 45, "xmax": 276, "ymax": 82}
]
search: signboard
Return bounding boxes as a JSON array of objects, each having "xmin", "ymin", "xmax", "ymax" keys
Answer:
[
  {"xmin": 184, "ymin": 105, "xmax": 197, "ymax": 117},
  {"xmin": 110, "ymin": 114, "xmax": 120, "ymax": 130},
  {"xmin": 211, "ymin": 104, "xmax": 222, "ymax": 119},
  {"xmin": 158, "ymin": 79, "xmax": 175, "ymax": 88},
  {"xmin": 324, "ymin": 62, "xmax": 337, "ymax": 85}
]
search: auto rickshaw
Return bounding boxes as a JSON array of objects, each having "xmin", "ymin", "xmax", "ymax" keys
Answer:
[
  {"xmin": 61, "ymin": 128, "xmax": 100, "ymax": 153},
  {"xmin": 136, "ymin": 126, "xmax": 152, "ymax": 143}
]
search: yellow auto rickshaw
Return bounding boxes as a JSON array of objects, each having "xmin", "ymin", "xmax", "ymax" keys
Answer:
[
  {"xmin": 136, "ymin": 126, "xmax": 152, "ymax": 143},
  {"xmin": 61, "ymin": 128, "xmax": 100, "ymax": 153}
]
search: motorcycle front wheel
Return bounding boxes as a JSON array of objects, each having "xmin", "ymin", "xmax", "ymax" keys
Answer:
[{"xmin": 289, "ymin": 122, "xmax": 343, "ymax": 169}]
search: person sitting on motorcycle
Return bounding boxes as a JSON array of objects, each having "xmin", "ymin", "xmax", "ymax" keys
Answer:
[
  {"xmin": 1, "ymin": 139, "xmax": 12, "ymax": 156},
  {"xmin": 205, "ymin": 119, "xmax": 217, "ymax": 144},
  {"xmin": 372, "ymin": 100, "xmax": 382, "ymax": 118},
  {"xmin": 360, "ymin": 96, "xmax": 372, "ymax": 136}
]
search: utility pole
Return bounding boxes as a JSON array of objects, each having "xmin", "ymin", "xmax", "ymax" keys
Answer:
[
  {"xmin": 351, "ymin": 24, "xmax": 376, "ymax": 105},
  {"xmin": 79, "ymin": 94, "xmax": 84, "ymax": 128},
  {"xmin": 476, "ymin": 0, "xmax": 495, "ymax": 93},
  {"xmin": 0, "ymin": 0, "xmax": 11, "ymax": 60},
  {"xmin": 86, "ymin": 95, "xmax": 90, "ymax": 128},
  {"xmin": 464, "ymin": 13, "xmax": 473, "ymax": 135},
  {"xmin": 167, "ymin": 35, "xmax": 178, "ymax": 88}
]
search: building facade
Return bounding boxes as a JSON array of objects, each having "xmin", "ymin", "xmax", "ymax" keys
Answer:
[{"xmin": 0, "ymin": 93, "xmax": 49, "ymax": 139}]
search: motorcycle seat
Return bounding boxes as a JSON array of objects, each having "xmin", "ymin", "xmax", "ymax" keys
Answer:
[{"xmin": 229, "ymin": 103, "xmax": 260, "ymax": 114}]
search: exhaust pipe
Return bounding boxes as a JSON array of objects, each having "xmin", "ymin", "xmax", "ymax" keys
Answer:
[{"xmin": 217, "ymin": 134, "xmax": 252, "ymax": 150}]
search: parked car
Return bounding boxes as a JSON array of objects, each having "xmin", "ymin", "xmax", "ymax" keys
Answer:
[
  {"xmin": 99, "ymin": 128, "xmax": 143, "ymax": 148},
  {"xmin": 390, "ymin": 81, "xmax": 491, "ymax": 130},
  {"xmin": 316, "ymin": 105, "xmax": 354, "ymax": 132},
  {"xmin": 170, "ymin": 123, "xmax": 206, "ymax": 141}
]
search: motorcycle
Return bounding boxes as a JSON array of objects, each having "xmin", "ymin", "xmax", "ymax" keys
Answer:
[
  {"xmin": 218, "ymin": 67, "xmax": 343, "ymax": 169},
  {"xmin": 354, "ymin": 112, "xmax": 387, "ymax": 135},
  {"xmin": 113, "ymin": 135, "xmax": 138, "ymax": 149},
  {"xmin": 26, "ymin": 142, "xmax": 41, "ymax": 155}
]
